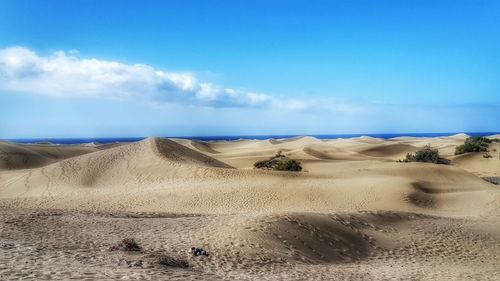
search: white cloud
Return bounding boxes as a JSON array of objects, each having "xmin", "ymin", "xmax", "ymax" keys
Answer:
[
  {"xmin": 0, "ymin": 46, "xmax": 198, "ymax": 101},
  {"xmin": 0, "ymin": 46, "xmax": 358, "ymax": 112},
  {"xmin": 197, "ymin": 83, "xmax": 219, "ymax": 101}
]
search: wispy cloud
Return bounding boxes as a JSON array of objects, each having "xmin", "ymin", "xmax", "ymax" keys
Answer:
[
  {"xmin": 0, "ymin": 46, "xmax": 362, "ymax": 112},
  {"xmin": 0, "ymin": 47, "xmax": 270, "ymax": 108}
]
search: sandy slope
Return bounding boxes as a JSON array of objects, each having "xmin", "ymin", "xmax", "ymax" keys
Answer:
[
  {"xmin": 0, "ymin": 135, "xmax": 499, "ymax": 280},
  {"xmin": 452, "ymin": 142, "xmax": 500, "ymax": 177},
  {"xmin": 0, "ymin": 141, "xmax": 101, "ymax": 170}
]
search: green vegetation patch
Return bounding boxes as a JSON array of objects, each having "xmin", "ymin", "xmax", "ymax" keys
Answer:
[
  {"xmin": 402, "ymin": 145, "xmax": 449, "ymax": 164},
  {"xmin": 455, "ymin": 137, "xmax": 492, "ymax": 155},
  {"xmin": 254, "ymin": 151, "xmax": 303, "ymax": 172}
]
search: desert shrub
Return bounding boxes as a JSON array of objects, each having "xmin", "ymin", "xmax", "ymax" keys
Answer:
[
  {"xmin": 254, "ymin": 151, "xmax": 284, "ymax": 169},
  {"xmin": 403, "ymin": 145, "xmax": 443, "ymax": 164},
  {"xmin": 254, "ymin": 151, "xmax": 302, "ymax": 171},
  {"xmin": 274, "ymin": 159, "xmax": 303, "ymax": 171},
  {"xmin": 455, "ymin": 137, "xmax": 492, "ymax": 155},
  {"xmin": 119, "ymin": 238, "xmax": 142, "ymax": 251},
  {"xmin": 254, "ymin": 159, "xmax": 277, "ymax": 169},
  {"xmin": 158, "ymin": 255, "xmax": 189, "ymax": 268}
]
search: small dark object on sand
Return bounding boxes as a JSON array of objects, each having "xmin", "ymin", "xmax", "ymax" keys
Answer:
[
  {"xmin": 119, "ymin": 238, "xmax": 142, "ymax": 251},
  {"xmin": 190, "ymin": 247, "xmax": 209, "ymax": 256},
  {"xmin": 482, "ymin": 177, "xmax": 500, "ymax": 185}
]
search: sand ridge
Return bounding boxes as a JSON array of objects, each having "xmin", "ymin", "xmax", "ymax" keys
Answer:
[{"xmin": 0, "ymin": 135, "xmax": 499, "ymax": 280}]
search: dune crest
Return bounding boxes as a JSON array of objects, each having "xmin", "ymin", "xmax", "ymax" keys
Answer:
[
  {"xmin": 189, "ymin": 140, "xmax": 221, "ymax": 154},
  {"xmin": 151, "ymin": 137, "xmax": 231, "ymax": 168}
]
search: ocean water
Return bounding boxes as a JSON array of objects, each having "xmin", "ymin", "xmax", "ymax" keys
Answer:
[{"xmin": 4, "ymin": 132, "xmax": 499, "ymax": 145}]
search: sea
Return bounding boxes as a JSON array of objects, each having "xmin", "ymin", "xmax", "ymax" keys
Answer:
[{"xmin": 4, "ymin": 132, "xmax": 499, "ymax": 145}]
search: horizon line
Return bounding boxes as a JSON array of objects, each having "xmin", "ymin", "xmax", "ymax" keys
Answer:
[{"xmin": 3, "ymin": 131, "xmax": 499, "ymax": 141}]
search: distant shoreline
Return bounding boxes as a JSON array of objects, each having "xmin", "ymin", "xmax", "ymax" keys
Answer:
[{"xmin": 3, "ymin": 132, "xmax": 499, "ymax": 145}]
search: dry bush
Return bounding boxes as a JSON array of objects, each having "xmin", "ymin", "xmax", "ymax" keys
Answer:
[
  {"xmin": 403, "ymin": 145, "xmax": 443, "ymax": 164},
  {"xmin": 254, "ymin": 151, "xmax": 302, "ymax": 171},
  {"xmin": 158, "ymin": 255, "xmax": 189, "ymax": 268},
  {"xmin": 455, "ymin": 137, "xmax": 492, "ymax": 155},
  {"xmin": 110, "ymin": 238, "xmax": 142, "ymax": 251}
]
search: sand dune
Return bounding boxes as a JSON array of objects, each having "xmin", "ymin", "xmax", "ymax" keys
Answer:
[
  {"xmin": 189, "ymin": 140, "xmax": 221, "ymax": 154},
  {"xmin": 451, "ymin": 142, "xmax": 500, "ymax": 177},
  {"xmin": 0, "ymin": 137, "xmax": 233, "ymax": 190},
  {"xmin": 0, "ymin": 141, "xmax": 99, "ymax": 170},
  {"xmin": 0, "ymin": 136, "xmax": 496, "ymax": 215},
  {"xmin": 274, "ymin": 136, "xmax": 324, "ymax": 146},
  {"xmin": 347, "ymin": 136, "xmax": 386, "ymax": 144},
  {"xmin": 1, "ymin": 135, "xmax": 499, "ymax": 280},
  {"xmin": 356, "ymin": 143, "xmax": 418, "ymax": 159},
  {"xmin": 301, "ymin": 146, "xmax": 368, "ymax": 161},
  {"xmin": 446, "ymin": 133, "xmax": 470, "ymax": 140}
]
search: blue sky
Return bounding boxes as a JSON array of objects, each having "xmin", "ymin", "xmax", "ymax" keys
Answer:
[{"xmin": 1, "ymin": 0, "xmax": 499, "ymax": 138}]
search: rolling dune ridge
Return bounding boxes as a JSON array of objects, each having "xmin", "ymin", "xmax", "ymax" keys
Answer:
[{"xmin": 0, "ymin": 135, "xmax": 499, "ymax": 280}]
